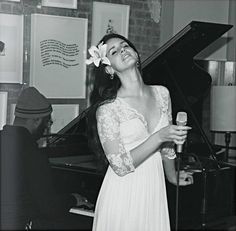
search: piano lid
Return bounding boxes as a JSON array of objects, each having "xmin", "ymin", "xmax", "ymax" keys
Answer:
[
  {"xmin": 142, "ymin": 21, "xmax": 232, "ymax": 69},
  {"xmin": 142, "ymin": 21, "xmax": 233, "ymax": 98}
]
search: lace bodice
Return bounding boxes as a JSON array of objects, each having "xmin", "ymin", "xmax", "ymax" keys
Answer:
[{"xmin": 96, "ymin": 85, "xmax": 172, "ymax": 177}]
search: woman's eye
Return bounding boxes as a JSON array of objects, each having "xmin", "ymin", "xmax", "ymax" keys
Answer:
[
  {"xmin": 122, "ymin": 43, "xmax": 129, "ymax": 49},
  {"xmin": 111, "ymin": 50, "xmax": 117, "ymax": 55}
]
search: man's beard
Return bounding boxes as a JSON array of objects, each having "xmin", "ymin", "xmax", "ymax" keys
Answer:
[{"xmin": 32, "ymin": 122, "xmax": 47, "ymax": 141}]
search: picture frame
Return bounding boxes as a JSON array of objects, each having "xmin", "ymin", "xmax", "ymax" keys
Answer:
[
  {"xmin": 30, "ymin": 14, "xmax": 87, "ymax": 98},
  {"xmin": 42, "ymin": 0, "xmax": 77, "ymax": 9},
  {"xmin": 9, "ymin": 103, "xmax": 16, "ymax": 125},
  {"xmin": 0, "ymin": 92, "xmax": 8, "ymax": 130},
  {"xmin": 91, "ymin": 2, "xmax": 130, "ymax": 45},
  {"xmin": 0, "ymin": 13, "xmax": 23, "ymax": 83}
]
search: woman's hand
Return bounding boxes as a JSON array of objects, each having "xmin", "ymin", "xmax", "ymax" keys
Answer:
[
  {"xmin": 169, "ymin": 170, "xmax": 194, "ymax": 186},
  {"xmin": 156, "ymin": 124, "xmax": 191, "ymax": 146}
]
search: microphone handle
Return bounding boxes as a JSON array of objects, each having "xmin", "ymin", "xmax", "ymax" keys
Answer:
[
  {"xmin": 176, "ymin": 120, "xmax": 187, "ymax": 153},
  {"xmin": 176, "ymin": 144, "xmax": 183, "ymax": 153}
]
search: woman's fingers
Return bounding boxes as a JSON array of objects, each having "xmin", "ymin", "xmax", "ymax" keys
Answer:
[
  {"xmin": 158, "ymin": 125, "xmax": 191, "ymax": 143},
  {"xmin": 170, "ymin": 125, "xmax": 191, "ymax": 135},
  {"xmin": 170, "ymin": 125, "xmax": 191, "ymax": 144},
  {"xmin": 178, "ymin": 170, "xmax": 194, "ymax": 186},
  {"xmin": 175, "ymin": 125, "xmax": 192, "ymax": 130},
  {"xmin": 173, "ymin": 134, "xmax": 187, "ymax": 145},
  {"xmin": 179, "ymin": 178, "xmax": 193, "ymax": 186}
]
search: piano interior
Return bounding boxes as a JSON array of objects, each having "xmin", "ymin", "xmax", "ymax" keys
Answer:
[{"xmin": 44, "ymin": 21, "xmax": 235, "ymax": 230}]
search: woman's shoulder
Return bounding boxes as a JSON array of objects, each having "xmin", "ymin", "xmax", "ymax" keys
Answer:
[
  {"xmin": 151, "ymin": 85, "xmax": 170, "ymax": 95},
  {"xmin": 96, "ymin": 99, "xmax": 119, "ymax": 115}
]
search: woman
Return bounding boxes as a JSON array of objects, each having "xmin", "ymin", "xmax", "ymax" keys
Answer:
[{"xmin": 86, "ymin": 33, "xmax": 193, "ymax": 231}]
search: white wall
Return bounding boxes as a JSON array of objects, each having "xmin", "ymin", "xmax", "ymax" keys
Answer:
[
  {"xmin": 227, "ymin": 0, "xmax": 236, "ymax": 61},
  {"xmin": 173, "ymin": 0, "xmax": 229, "ymax": 32}
]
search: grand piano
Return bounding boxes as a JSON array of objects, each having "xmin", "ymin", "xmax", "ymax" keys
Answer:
[{"xmin": 45, "ymin": 21, "xmax": 235, "ymax": 230}]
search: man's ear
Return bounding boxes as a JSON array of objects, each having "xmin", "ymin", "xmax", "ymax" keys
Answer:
[{"xmin": 105, "ymin": 65, "xmax": 115, "ymax": 75}]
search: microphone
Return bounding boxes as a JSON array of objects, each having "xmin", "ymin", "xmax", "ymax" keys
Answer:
[{"xmin": 176, "ymin": 112, "xmax": 187, "ymax": 153}]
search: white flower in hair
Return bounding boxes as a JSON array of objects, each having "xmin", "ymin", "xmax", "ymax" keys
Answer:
[{"xmin": 86, "ymin": 42, "xmax": 111, "ymax": 67}]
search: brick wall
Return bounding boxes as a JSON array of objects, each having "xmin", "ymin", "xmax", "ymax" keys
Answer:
[{"xmin": 0, "ymin": 0, "xmax": 161, "ymax": 123}]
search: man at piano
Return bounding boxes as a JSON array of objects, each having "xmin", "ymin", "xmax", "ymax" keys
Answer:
[
  {"xmin": 86, "ymin": 33, "xmax": 194, "ymax": 231},
  {"xmin": 1, "ymin": 87, "xmax": 93, "ymax": 230}
]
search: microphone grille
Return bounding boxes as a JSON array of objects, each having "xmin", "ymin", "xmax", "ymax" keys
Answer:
[{"xmin": 176, "ymin": 112, "xmax": 187, "ymax": 125}]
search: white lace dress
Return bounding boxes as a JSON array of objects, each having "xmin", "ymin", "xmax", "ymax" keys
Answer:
[{"xmin": 92, "ymin": 85, "xmax": 172, "ymax": 231}]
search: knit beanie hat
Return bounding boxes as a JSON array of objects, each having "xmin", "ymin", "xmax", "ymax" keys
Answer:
[{"xmin": 15, "ymin": 87, "xmax": 52, "ymax": 118}]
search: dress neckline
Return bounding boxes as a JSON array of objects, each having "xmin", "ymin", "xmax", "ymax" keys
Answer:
[{"xmin": 116, "ymin": 86, "xmax": 164, "ymax": 135}]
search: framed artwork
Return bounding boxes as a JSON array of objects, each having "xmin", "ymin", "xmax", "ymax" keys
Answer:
[
  {"xmin": 30, "ymin": 14, "xmax": 87, "ymax": 98},
  {"xmin": 51, "ymin": 104, "xmax": 79, "ymax": 133},
  {"xmin": 91, "ymin": 2, "xmax": 130, "ymax": 45},
  {"xmin": 9, "ymin": 103, "xmax": 16, "ymax": 125},
  {"xmin": 0, "ymin": 13, "xmax": 23, "ymax": 83},
  {"xmin": 42, "ymin": 0, "xmax": 77, "ymax": 9},
  {"xmin": 0, "ymin": 92, "xmax": 8, "ymax": 130}
]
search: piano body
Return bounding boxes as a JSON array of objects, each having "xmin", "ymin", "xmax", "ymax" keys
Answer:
[{"xmin": 45, "ymin": 21, "xmax": 235, "ymax": 230}]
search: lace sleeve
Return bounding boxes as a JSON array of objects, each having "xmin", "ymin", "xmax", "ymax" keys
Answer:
[
  {"xmin": 159, "ymin": 86, "xmax": 173, "ymax": 123},
  {"xmin": 160, "ymin": 86, "xmax": 176, "ymax": 159},
  {"xmin": 96, "ymin": 104, "xmax": 135, "ymax": 176},
  {"xmin": 165, "ymin": 87, "xmax": 173, "ymax": 123}
]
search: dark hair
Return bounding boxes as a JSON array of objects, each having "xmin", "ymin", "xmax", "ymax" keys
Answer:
[{"xmin": 87, "ymin": 33, "xmax": 141, "ymax": 172}]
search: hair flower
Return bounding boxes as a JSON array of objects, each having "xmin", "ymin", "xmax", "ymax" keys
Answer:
[{"xmin": 86, "ymin": 42, "xmax": 111, "ymax": 67}]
